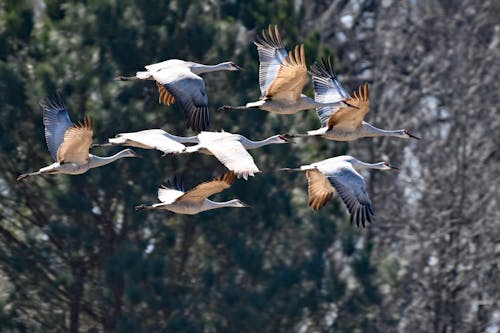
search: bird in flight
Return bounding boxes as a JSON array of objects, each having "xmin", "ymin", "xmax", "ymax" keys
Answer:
[{"xmin": 18, "ymin": 93, "xmax": 140, "ymax": 181}]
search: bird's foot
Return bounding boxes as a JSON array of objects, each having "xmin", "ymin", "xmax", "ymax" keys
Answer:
[
  {"xmin": 218, "ymin": 105, "xmax": 233, "ymax": 112},
  {"xmin": 135, "ymin": 204, "xmax": 147, "ymax": 211}
]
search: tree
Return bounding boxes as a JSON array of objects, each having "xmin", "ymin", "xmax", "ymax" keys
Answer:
[{"xmin": 0, "ymin": 0, "xmax": 385, "ymax": 332}]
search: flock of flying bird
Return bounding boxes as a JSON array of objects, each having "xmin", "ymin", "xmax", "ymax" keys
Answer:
[{"xmin": 18, "ymin": 25, "xmax": 419, "ymax": 227}]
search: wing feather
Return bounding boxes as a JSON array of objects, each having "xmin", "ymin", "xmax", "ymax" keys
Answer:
[
  {"xmin": 254, "ymin": 25, "xmax": 291, "ymax": 97},
  {"xmin": 110, "ymin": 129, "xmax": 186, "ymax": 154},
  {"xmin": 156, "ymin": 82, "xmax": 176, "ymax": 105},
  {"xmin": 266, "ymin": 44, "xmax": 308, "ymax": 101},
  {"xmin": 153, "ymin": 68, "xmax": 209, "ymax": 132},
  {"xmin": 306, "ymin": 169, "xmax": 336, "ymax": 210},
  {"xmin": 57, "ymin": 117, "xmax": 93, "ymax": 164},
  {"xmin": 199, "ymin": 133, "xmax": 259, "ymax": 180},
  {"xmin": 327, "ymin": 167, "xmax": 375, "ymax": 228},
  {"xmin": 41, "ymin": 93, "xmax": 72, "ymax": 160},
  {"xmin": 177, "ymin": 172, "xmax": 236, "ymax": 203},
  {"xmin": 327, "ymin": 83, "xmax": 370, "ymax": 131},
  {"xmin": 310, "ymin": 57, "xmax": 350, "ymax": 127}
]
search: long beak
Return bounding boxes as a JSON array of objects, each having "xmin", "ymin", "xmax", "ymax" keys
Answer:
[
  {"xmin": 390, "ymin": 165, "xmax": 400, "ymax": 170},
  {"xmin": 281, "ymin": 135, "xmax": 295, "ymax": 144},
  {"xmin": 132, "ymin": 152, "xmax": 143, "ymax": 158},
  {"xmin": 405, "ymin": 130, "xmax": 420, "ymax": 140}
]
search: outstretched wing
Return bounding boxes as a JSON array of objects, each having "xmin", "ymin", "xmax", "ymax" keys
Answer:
[
  {"xmin": 157, "ymin": 177, "xmax": 185, "ymax": 204},
  {"xmin": 309, "ymin": 57, "xmax": 350, "ymax": 127},
  {"xmin": 153, "ymin": 67, "xmax": 209, "ymax": 132},
  {"xmin": 111, "ymin": 129, "xmax": 186, "ymax": 154},
  {"xmin": 41, "ymin": 93, "xmax": 73, "ymax": 161},
  {"xmin": 199, "ymin": 133, "xmax": 259, "ymax": 180},
  {"xmin": 266, "ymin": 44, "xmax": 308, "ymax": 102},
  {"xmin": 327, "ymin": 167, "xmax": 375, "ymax": 227},
  {"xmin": 306, "ymin": 169, "xmax": 336, "ymax": 210},
  {"xmin": 177, "ymin": 171, "xmax": 236, "ymax": 203},
  {"xmin": 327, "ymin": 83, "xmax": 370, "ymax": 131},
  {"xmin": 156, "ymin": 82, "xmax": 176, "ymax": 105},
  {"xmin": 254, "ymin": 25, "xmax": 292, "ymax": 97},
  {"xmin": 57, "ymin": 117, "xmax": 93, "ymax": 164}
]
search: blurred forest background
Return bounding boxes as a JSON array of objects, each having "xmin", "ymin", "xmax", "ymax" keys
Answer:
[{"xmin": 1, "ymin": 0, "xmax": 499, "ymax": 332}]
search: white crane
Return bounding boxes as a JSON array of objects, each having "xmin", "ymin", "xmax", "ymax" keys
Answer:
[
  {"xmin": 289, "ymin": 57, "xmax": 420, "ymax": 141},
  {"xmin": 219, "ymin": 25, "xmax": 338, "ymax": 114},
  {"xmin": 92, "ymin": 129, "xmax": 199, "ymax": 156},
  {"xmin": 119, "ymin": 59, "xmax": 240, "ymax": 132},
  {"xmin": 176, "ymin": 131, "xmax": 290, "ymax": 180},
  {"xmin": 281, "ymin": 155, "xmax": 398, "ymax": 227},
  {"xmin": 135, "ymin": 171, "xmax": 248, "ymax": 214},
  {"xmin": 17, "ymin": 94, "xmax": 141, "ymax": 181}
]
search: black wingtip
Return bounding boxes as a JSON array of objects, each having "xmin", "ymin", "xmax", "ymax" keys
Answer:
[
  {"xmin": 40, "ymin": 91, "xmax": 66, "ymax": 111},
  {"xmin": 309, "ymin": 56, "xmax": 337, "ymax": 79}
]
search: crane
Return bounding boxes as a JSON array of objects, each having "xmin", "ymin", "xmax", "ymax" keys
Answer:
[
  {"xmin": 135, "ymin": 171, "xmax": 248, "ymax": 214},
  {"xmin": 219, "ymin": 25, "xmax": 339, "ymax": 114},
  {"xmin": 17, "ymin": 94, "xmax": 141, "ymax": 181},
  {"xmin": 119, "ymin": 59, "xmax": 240, "ymax": 131},
  {"xmin": 92, "ymin": 129, "xmax": 199, "ymax": 156},
  {"xmin": 288, "ymin": 57, "xmax": 420, "ymax": 141},
  {"xmin": 176, "ymin": 131, "xmax": 290, "ymax": 180},
  {"xmin": 281, "ymin": 155, "xmax": 398, "ymax": 227}
]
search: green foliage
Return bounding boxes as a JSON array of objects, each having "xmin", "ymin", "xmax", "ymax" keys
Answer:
[{"xmin": 0, "ymin": 0, "xmax": 382, "ymax": 332}]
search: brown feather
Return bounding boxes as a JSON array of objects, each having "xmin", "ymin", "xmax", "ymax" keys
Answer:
[
  {"xmin": 327, "ymin": 83, "xmax": 370, "ymax": 131},
  {"xmin": 57, "ymin": 116, "xmax": 93, "ymax": 164},
  {"xmin": 266, "ymin": 44, "xmax": 308, "ymax": 101},
  {"xmin": 306, "ymin": 169, "xmax": 335, "ymax": 210},
  {"xmin": 156, "ymin": 82, "xmax": 176, "ymax": 106},
  {"xmin": 178, "ymin": 171, "xmax": 236, "ymax": 203}
]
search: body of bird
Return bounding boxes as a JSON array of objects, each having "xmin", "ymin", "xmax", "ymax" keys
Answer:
[
  {"xmin": 219, "ymin": 25, "xmax": 340, "ymax": 115},
  {"xmin": 136, "ymin": 172, "xmax": 248, "ymax": 215},
  {"xmin": 244, "ymin": 94, "xmax": 329, "ymax": 114},
  {"xmin": 290, "ymin": 57, "xmax": 419, "ymax": 141},
  {"xmin": 305, "ymin": 121, "xmax": 416, "ymax": 141},
  {"xmin": 282, "ymin": 155, "xmax": 398, "ymax": 227},
  {"xmin": 119, "ymin": 59, "xmax": 239, "ymax": 131},
  {"xmin": 93, "ymin": 129, "xmax": 199, "ymax": 156},
  {"xmin": 178, "ymin": 131, "xmax": 290, "ymax": 179},
  {"xmin": 17, "ymin": 94, "xmax": 140, "ymax": 181}
]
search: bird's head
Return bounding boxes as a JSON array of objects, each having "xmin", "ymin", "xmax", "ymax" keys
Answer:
[
  {"xmin": 233, "ymin": 199, "xmax": 250, "ymax": 208},
  {"xmin": 122, "ymin": 148, "xmax": 142, "ymax": 158},
  {"xmin": 380, "ymin": 161, "xmax": 399, "ymax": 171},
  {"xmin": 276, "ymin": 134, "xmax": 293, "ymax": 144},
  {"xmin": 224, "ymin": 62, "xmax": 241, "ymax": 71}
]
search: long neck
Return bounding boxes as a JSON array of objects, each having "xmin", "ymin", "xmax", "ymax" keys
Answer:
[
  {"xmin": 351, "ymin": 160, "xmax": 387, "ymax": 171},
  {"xmin": 163, "ymin": 133, "xmax": 199, "ymax": 144},
  {"xmin": 89, "ymin": 150, "xmax": 132, "ymax": 168},
  {"xmin": 202, "ymin": 199, "xmax": 242, "ymax": 211},
  {"xmin": 190, "ymin": 63, "xmax": 230, "ymax": 75},
  {"xmin": 240, "ymin": 136, "xmax": 278, "ymax": 150},
  {"xmin": 361, "ymin": 122, "xmax": 407, "ymax": 138}
]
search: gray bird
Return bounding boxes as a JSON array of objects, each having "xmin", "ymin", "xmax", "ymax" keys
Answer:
[
  {"xmin": 135, "ymin": 171, "xmax": 248, "ymax": 215},
  {"xmin": 17, "ymin": 94, "xmax": 140, "ymax": 181},
  {"xmin": 119, "ymin": 59, "xmax": 240, "ymax": 131},
  {"xmin": 290, "ymin": 57, "xmax": 420, "ymax": 141},
  {"xmin": 282, "ymin": 155, "xmax": 398, "ymax": 227}
]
